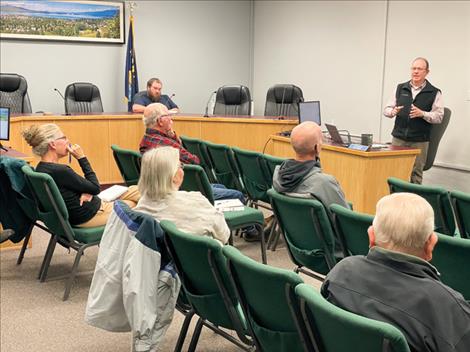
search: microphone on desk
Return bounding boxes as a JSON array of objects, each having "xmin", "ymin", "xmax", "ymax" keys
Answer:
[
  {"xmin": 54, "ymin": 88, "xmax": 71, "ymax": 115},
  {"xmin": 204, "ymin": 90, "xmax": 217, "ymax": 117}
]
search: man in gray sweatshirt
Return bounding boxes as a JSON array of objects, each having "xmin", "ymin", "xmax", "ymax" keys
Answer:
[{"xmin": 272, "ymin": 121, "xmax": 349, "ymax": 211}]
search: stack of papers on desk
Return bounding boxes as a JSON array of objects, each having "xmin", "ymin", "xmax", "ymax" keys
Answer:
[
  {"xmin": 214, "ymin": 199, "xmax": 245, "ymax": 212},
  {"xmin": 98, "ymin": 185, "xmax": 129, "ymax": 202}
]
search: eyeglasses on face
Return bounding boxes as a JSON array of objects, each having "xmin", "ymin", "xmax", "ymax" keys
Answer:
[{"xmin": 54, "ymin": 135, "xmax": 67, "ymax": 141}]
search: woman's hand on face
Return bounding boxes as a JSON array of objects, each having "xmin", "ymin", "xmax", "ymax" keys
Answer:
[{"xmin": 67, "ymin": 143, "xmax": 85, "ymax": 159}]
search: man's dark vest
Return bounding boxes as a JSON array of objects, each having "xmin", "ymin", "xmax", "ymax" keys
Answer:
[{"xmin": 392, "ymin": 80, "xmax": 440, "ymax": 142}]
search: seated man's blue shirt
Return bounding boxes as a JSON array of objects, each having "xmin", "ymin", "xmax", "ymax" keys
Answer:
[{"xmin": 133, "ymin": 92, "xmax": 178, "ymax": 110}]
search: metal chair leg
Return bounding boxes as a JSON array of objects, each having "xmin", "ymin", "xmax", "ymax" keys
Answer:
[
  {"xmin": 188, "ymin": 317, "xmax": 204, "ymax": 352},
  {"xmin": 62, "ymin": 247, "xmax": 84, "ymax": 301},
  {"xmin": 271, "ymin": 226, "xmax": 283, "ymax": 251},
  {"xmin": 258, "ymin": 224, "xmax": 267, "ymax": 264},
  {"xmin": 16, "ymin": 230, "xmax": 32, "ymax": 265},
  {"xmin": 38, "ymin": 235, "xmax": 57, "ymax": 281},
  {"xmin": 173, "ymin": 309, "xmax": 195, "ymax": 352}
]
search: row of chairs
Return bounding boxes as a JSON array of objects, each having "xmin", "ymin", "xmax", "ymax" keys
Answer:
[
  {"xmin": 162, "ymin": 219, "xmax": 411, "ymax": 352},
  {"xmin": 212, "ymin": 84, "xmax": 304, "ymax": 116},
  {"xmin": 387, "ymin": 177, "xmax": 469, "ymax": 238},
  {"xmin": 111, "ymin": 142, "xmax": 286, "ymax": 264},
  {"xmin": 0, "ymin": 73, "xmax": 103, "ymax": 114},
  {"xmin": 0, "ymin": 72, "xmax": 304, "ymax": 117}
]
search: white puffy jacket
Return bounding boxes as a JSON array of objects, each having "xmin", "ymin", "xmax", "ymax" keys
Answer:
[{"xmin": 85, "ymin": 201, "xmax": 181, "ymax": 352}]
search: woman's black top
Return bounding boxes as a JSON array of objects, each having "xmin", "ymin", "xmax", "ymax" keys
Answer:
[{"xmin": 36, "ymin": 157, "xmax": 101, "ymax": 225}]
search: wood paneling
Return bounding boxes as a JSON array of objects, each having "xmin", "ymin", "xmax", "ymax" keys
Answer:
[{"xmin": 271, "ymin": 135, "xmax": 419, "ymax": 214}]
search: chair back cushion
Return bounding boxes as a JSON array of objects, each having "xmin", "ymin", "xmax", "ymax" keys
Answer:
[
  {"xmin": 180, "ymin": 164, "xmax": 215, "ymax": 204},
  {"xmin": 387, "ymin": 177, "xmax": 455, "ymax": 235},
  {"xmin": 268, "ymin": 188, "xmax": 337, "ymax": 274},
  {"xmin": 451, "ymin": 190, "xmax": 470, "ymax": 239},
  {"xmin": 232, "ymin": 147, "xmax": 269, "ymax": 203},
  {"xmin": 424, "ymin": 107, "xmax": 451, "ymax": 170},
  {"xmin": 0, "ymin": 73, "xmax": 32, "ymax": 113},
  {"xmin": 214, "ymin": 85, "xmax": 251, "ymax": 115},
  {"xmin": 161, "ymin": 220, "xmax": 240, "ymax": 329},
  {"xmin": 64, "ymin": 82, "xmax": 103, "ymax": 113},
  {"xmin": 295, "ymin": 284, "xmax": 411, "ymax": 352},
  {"xmin": 111, "ymin": 145, "xmax": 142, "ymax": 186},
  {"xmin": 330, "ymin": 204, "xmax": 373, "ymax": 256},
  {"xmin": 431, "ymin": 233, "xmax": 470, "ymax": 300},
  {"xmin": 264, "ymin": 84, "xmax": 304, "ymax": 117}
]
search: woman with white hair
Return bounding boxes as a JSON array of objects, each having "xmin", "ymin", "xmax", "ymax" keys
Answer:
[
  {"xmin": 134, "ymin": 146, "xmax": 230, "ymax": 245},
  {"xmin": 22, "ymin": 123, "xmax": 139, "ymax": 227}
]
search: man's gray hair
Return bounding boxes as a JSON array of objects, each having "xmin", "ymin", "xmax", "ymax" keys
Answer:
[
  {"xmin": 138, "ymin": 146, "xmax": 180, "ymax": 200},
  {"xmin": 142, "ymin": 103, "xmax": 169, "ymax": 128},
  {"xmin": 373, "ymin": 193, "xmax": 434, "ymax": 249}
]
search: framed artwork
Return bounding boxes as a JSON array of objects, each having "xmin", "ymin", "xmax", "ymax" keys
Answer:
[{"xmin": 0, "ymin": 1, "xmax": 125, "ymax": 44}]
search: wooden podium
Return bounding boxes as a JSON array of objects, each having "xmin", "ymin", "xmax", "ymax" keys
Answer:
[{"xmin": 271, "ymin": 135, "xmax": 420, "ymax": 214}]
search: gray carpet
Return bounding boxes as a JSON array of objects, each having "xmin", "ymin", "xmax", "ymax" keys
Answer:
[{"xmin": 0, "ymin": 225, "xmax": 321, "ymax": 352}]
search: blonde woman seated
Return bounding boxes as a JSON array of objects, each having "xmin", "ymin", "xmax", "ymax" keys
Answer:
[
  {"xmin": 22, "ymin": 124, "xmax": 139, "ymax": 227},
  {"xmin": 134, "ymin": 146, "xmax": 230, "ymax": 245}
]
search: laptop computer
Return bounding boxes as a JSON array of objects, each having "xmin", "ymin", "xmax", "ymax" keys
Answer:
[
  {"xmin": 325, "ymin": 123, "xmax": 350, "ymax": 147},
  {"xmin": 298, "ymin": 101, "xmax": 321, "ymax": 125}
]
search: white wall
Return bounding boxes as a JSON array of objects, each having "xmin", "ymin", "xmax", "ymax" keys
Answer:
[
  {"xmin": 252, "ymin": 0, "xmax": 470, "ymax": 170},
  {"xmin": 382, "ymin": 1, "xmax": 470, "ymax": 170},
  {"xmin": 0, "ymin": 1, "xmax": 252, "ymax": 114}
]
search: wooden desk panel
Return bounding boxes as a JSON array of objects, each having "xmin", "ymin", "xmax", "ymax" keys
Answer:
[
  {"xmin": 271, "ymin": 135, "xmax": 419, "ymax": 214},
  {"xmin": 10, "ymin": 114, "xmax": 296, "ymax": 184}
]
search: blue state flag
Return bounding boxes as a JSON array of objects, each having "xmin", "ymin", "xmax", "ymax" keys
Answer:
[{"xmin": 125, "ymin": 15, "xmax": 139, "ymax": 112}]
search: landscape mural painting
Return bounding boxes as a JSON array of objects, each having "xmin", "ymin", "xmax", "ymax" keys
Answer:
[{"xmin": 0, "ymin": 1, "xmax": 124, "ymax": 43}]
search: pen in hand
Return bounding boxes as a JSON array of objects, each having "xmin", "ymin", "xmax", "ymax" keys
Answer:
[{"xmin": 68, "ymin": 143, "xmax": 72, "ymax": 163}]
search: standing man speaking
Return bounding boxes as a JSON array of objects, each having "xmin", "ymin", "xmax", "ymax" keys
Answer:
[{"xmin": 383, "ymin": 57, "xmax": 444, "ymax": 184}]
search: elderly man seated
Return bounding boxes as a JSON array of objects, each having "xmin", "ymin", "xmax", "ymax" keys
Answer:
[{"xmin": 321, "ymin": 193, "xmax": 470, "ymax": 352}]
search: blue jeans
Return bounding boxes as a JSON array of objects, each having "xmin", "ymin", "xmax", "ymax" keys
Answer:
[{"xmin": 211, "ymin": 184, "xmax": 245, "ymax": 203}]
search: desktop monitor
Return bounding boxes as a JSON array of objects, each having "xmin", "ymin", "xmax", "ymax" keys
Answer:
[
  {"xmin": 0, "ymin": 107, "xmax": 10, "ymax": 141},
  {"xmin": 298, "ymin": 101, "xmax": 321, "ymax": 125}
]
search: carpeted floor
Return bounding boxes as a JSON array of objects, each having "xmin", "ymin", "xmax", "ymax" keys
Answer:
[{"xmin": 0, "ymin": 224, "xmax": 321, "ymax": 352}]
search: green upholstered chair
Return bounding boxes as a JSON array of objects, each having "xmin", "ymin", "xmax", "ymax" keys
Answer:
[
  {"xmin": 293, "ymin": 284, "xmax": 411, "ymax": 352},
  {"xmin": 180, "ymin": 164, "xmax": 267, "ymax": 263},
  {"xmin": 329, "ymin": 204, "xmax": 373, "ymax": 257},
  {"xmin": 260, "ymin": 153, "xmax": 286, "ymax": 250},
  {"xmin": 180, "ymin": 164, "xmax": 214, "ymax": 204},
  {"xmin": 180, "ymin": 135, "xmax": 217, "ymax": 183},
  {"xmin": 260, "ymin": 153, "xmax": 285, "ymax": 185},
  {"xmin": 160, "ymin": 220, "xmax": 253, "ymax": 352},
  {"xmin": 268, "ymin": 188, "xmax": 340, "ymax": 280},
  {"xmin": 205, "ymin": 141, "xmax": 245, "ymax": 193},
  {"xmin": 232, "ymin": 147, "xmax": 270, "ymax": 207},
  {"xmin": 450, "ymin": 190, "xmax": 470, "ymax": 239},
  {"xmin": 431, "ymin": 233, "xmax": 470, "ymax": 300},
  {"xmin": 21, "ymin": 165, "xmax": 104, "ymax": 301},
  {"xmin": 223, "ymin": 245, "xmax": 306, "ymax": 352},
  {"xmin": 111, "ymin": 144, "xmax": 142, "ymax": 186},
  {"xmin": 387, "ymin": 177, "xmax": 455, "ymax": 236}
]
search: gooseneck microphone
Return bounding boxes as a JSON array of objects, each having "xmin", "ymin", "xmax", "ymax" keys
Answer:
[
  {"xmin": 54, "ymin": 88, "xmax": 70, "ymax": 115},
  {"xmin": 204, "ymin": 90, "xmax": 217, "ymax": 117}
]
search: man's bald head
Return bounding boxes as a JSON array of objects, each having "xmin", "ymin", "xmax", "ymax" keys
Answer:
[{"xmin": 290, "ymin": 121, "xmax": 323, "ymax": 160}]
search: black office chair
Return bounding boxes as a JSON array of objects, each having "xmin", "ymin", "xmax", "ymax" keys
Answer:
[
  {"xmin": 424, "ymin": 107, "xmax": 451, "ymax": 171},
  {"xmin": 64, "ymin": 82, "xmax": 103, "ymax": 114},
  {"xmin": 213, "ymin": 85, "xmax": 251, "ymax": 116},
  {"xmin": 264, "ymin": 84, "xmax": 303, "ymax": 117},
  {"xmin": 0, "ymin": 73, "xmax": 32, "ymax": 113}
]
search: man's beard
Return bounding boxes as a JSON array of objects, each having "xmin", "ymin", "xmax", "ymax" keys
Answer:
[{"xmin": 149, "ymin": 92, "xmax": 161, "ymax": 102}]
